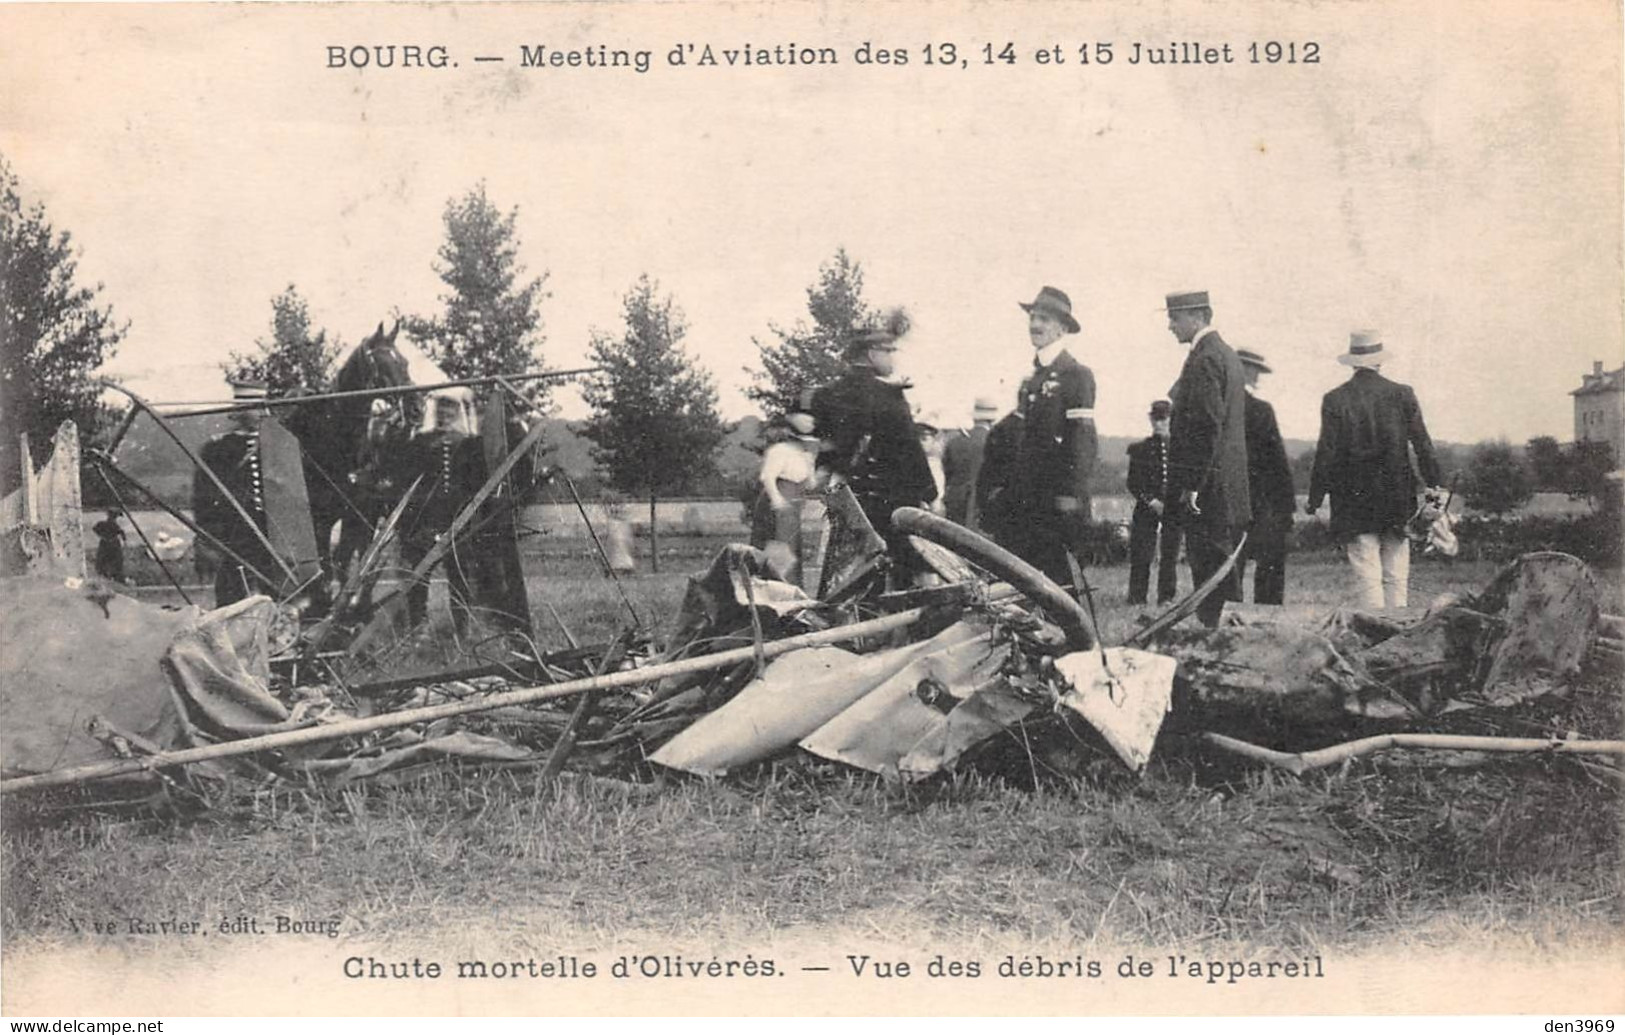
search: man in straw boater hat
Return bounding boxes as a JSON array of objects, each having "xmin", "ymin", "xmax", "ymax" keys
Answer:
[
  {"xmin": 810, "ymin": 309, "xmax": 937, "ymax": 543},
  {"xmin": 1125, "ymin": 398, "xmax": 1180, "ymax": 606},
  {"xmin": 1004, "ymin": 285, "xmax": 1099, "ymax": 586},
  {"xmin": 1306, "ymin": 330, "xmax": 1443, "ymax": 609},
  {"xmin": 941, "ymin": 395, "xmax": 1000, "ymax": 529},
  {"xmin": 1162, "ymin": 290, "xmax": 1250, "ymax": 627},
  {"xmin": 1236, "ymin": 347, "xmax": 1296, "ymax": 605}
]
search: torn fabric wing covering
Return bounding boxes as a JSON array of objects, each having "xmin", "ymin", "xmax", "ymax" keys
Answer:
[
  {"xmin": 798, "ymin": 622, "xmax": 1010, "ymax": 777},
  {"xmin": 649, "ymin": 620, "xmax": 985, "ymax": 777}
]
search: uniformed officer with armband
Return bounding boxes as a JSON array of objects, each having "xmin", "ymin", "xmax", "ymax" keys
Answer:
[{"xmin": 1007, "ymin": 285, "xmax": 1099, "ymax": 587}]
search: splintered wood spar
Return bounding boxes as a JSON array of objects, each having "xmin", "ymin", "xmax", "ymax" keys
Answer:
[
  {"xmin": 1204, "ymin": 732, "xmax": 1625, "ymax": 775},
  {"xmin": 0, "ymin": 603, "xmax": 936, "ymax": 795}
]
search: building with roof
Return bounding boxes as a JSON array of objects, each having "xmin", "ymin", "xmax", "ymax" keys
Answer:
[{"xmin": 1571, "ymin": 360, "xmax": 1625, "ymax": 464}]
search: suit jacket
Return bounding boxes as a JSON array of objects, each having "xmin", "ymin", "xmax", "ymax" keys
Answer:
[
  {"xmin": 1126, "ymin": 434, "xmax": 1171, "ymax": 511},
  {"xmin": 1244, "ymin": 392, "xmax": 1297, "ymax": 519},
  {"xmin": 974, "ymin": 412, "xmax": 1025, "ymax": 543},
  {"xmin": 1309, "ymin": 368, "xmax": 1441, "ymax": 538},
  {"xmin": 1168, "ymin": 330, "xmax": 1251, "ymax": 531},
  {"xmin": 941, "ymin": 424, "xmax": 989, "ymax": 525},
  {"xmin": 1013, "ymin": 349, "xmax": 1098, "ymax": 515},
  {"xmin": 812, "ymin": 366, "xmax": 937, "ymax": 511}
]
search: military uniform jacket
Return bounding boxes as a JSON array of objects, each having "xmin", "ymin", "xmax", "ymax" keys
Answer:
[
  {"xmin": 815, "ymin": 366, "xmax": 937, "ymax": 510},
  {"xmin": 194, "ymin": 429, "xmax": 273, "ymax": 573},
  {"xmin": 401, "ymin": 429, "xmax": 473, "ymax": 542},
  {"xmin": 1168, "ymin": 330, "xmax": 1252, "ymax": 531},
  {"xmin": 1244, "ymin": 392, "xmax": 1297, "ymax": 519},
  {"xmin": 1308, "ymin": 369, "xmax": 1441, "ymax": 538},
  {"xmin": 1126, "ymin": 435, "xmax": 1171, "ymax": 510},
  {"xmin": 1013, "ymin": 349, "xmax": 1098, "ymax": 509}
]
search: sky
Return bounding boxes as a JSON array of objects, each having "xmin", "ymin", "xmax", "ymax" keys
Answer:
[{"xmin": 2, "ymin": 0, "xmax": 1621, "ymax": 447}]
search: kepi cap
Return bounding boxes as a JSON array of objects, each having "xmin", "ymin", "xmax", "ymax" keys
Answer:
[{"xmin": 1148, "ymin": 399, "xmax": 1172, "ymax": 419}]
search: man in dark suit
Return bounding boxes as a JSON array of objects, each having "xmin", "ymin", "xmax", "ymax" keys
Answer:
[
  {"xmin": 1236, "ymin": 348, "xmax": 1296, "ymax": 605},
  {"xmin": 399, "ymin": 393, "xmax": 478, "ymax": 632},
  {"xmin": 810, "ymin": 318, "xmax": 937, "ymax": 541},
  {"xmin": 1126, "ymin": 399, "xmax": 1180, "ymax": 605},
  {"xmin": 1007, "ymin": 285, "xmax": 1098, "ymax": 587},
  {"xmin": 1163, "ymin": 290, "xmax": 1250, "ymax": 627},
  {"xmin": 942, "ymin": 396, "xmax": 998, "ymax": 528},
  {"xmin": 1307, "ymin": 331, "xmax": 1442, "ymax": 609}
]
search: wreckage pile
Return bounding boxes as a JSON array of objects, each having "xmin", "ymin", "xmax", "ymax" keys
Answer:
[{"xmin": 1, "ymin": 497, "xmax": 1621, "ymax": 802}]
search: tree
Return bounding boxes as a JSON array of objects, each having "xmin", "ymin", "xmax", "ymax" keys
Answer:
[
  {"xmin": 1524, "ymin": 435, "xmax": 1565, "ymax": 491},
  {"xmin": 0, "ymin": 156, "xmax": 127, "ymax": 493},
  {"xmin": 222, "ymin": 285, "xmax": 339, "ymax": 395},
  {"xmin": 1462, "ymin": 440, "xmax": 1533, "ymax": 517},
  {"xmin": 402, "ymin": 182, "xmax": 550, "ymax": 406},
  {"xmin": 582, "ymin": 276, "xmax": 726, "ymax": 562},
  {"xmin": 746, "ymin": 248, "xmax": 873, "ymax": 418}
]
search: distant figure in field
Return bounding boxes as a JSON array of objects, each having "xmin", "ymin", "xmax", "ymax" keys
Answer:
[
  {"xmin": 1125, "ymin": 399, "xmax": 1179, "ymax": 606},
  {"xmin": 91, "ymin": 510, "xmax": 127, "ymax": 584},
  {"xmin": 1307, "ymin": 331, "xmax": 1442, "ymax": 609}
]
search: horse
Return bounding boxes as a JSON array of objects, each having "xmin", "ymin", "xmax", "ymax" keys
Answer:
[{"xmin": 287, "ymin": 320, "xmax": 418, "ymax": 604}]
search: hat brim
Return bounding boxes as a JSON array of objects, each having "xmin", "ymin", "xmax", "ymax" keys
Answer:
[
  {"xmin": 1338, "ymin": 351, "xmax": 1385, "ymax": 367},
  {"xmin": 1018, "ymin": 302, "xmax": 1080, "ymax": 334},
  {"xmin": 1240, "ymin": 359, "xmax": 1273, "ymax": 374}
]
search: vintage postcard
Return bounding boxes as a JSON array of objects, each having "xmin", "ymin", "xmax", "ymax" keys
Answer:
[{"xmin": 1, "ymin": 0, "xmax": 1621, "ymax": 1020}]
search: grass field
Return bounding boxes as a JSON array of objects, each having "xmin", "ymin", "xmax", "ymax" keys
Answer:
[{"xmin": 2, "ymin": 553, "xmax": 1620, "ymax": 984}]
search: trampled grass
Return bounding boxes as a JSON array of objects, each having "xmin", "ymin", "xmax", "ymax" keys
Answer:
[{"xmin": 2, "ymin": 553, "xmax": 1620, "ymax": 961}]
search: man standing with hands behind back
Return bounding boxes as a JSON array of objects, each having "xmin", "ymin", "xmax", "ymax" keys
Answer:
[
  {"xmin": 1008, "ymin": 285, "xmax": 1098, "ymax": 588},
  {"xmin": 1163, "ymin": 290, "xmax": 1250, "ymax": 628}
]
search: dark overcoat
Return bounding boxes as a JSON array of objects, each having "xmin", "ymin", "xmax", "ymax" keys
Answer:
[
  {"xmin": 1244, "ymin": 393, "xmax": 1297, "ymax": 520},
  {"xmin": 941, "ymin": 424, "xmax": 989, "ymax": 526},
  {"xmin": 1012, "ymin": 349, "xmax": 1098, "ymax": 521},
  {"xmin": 813, "ymin": 366, "xmax": 937, "ymax": 528},
  {"xmin": 1308, "ymin": 369, "xmax": 1441, "ymax": 538},
  {"xmin": 1168, "ymin": 330, "xmax": 1252, "ymax": 533}
]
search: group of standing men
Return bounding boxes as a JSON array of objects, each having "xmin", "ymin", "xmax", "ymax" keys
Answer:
[{"xmin": 803, "ymin": 284, "xmax": 1442, "ymax": 624}]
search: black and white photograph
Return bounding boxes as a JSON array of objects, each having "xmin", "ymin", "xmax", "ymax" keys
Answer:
[{"xmin": 1, "ymin": 0, "xmax": 1621, "ymax": 1021}]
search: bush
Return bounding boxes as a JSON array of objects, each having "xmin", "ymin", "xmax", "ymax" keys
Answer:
[{"xmin": 1454, "ymin": 513, "xmax": 1622, "ymax": 567}]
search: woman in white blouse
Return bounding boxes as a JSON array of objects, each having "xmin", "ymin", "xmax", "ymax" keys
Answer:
[{"xmin": 750, "ymin": 411, "xmax": 825, "ymax": 580}]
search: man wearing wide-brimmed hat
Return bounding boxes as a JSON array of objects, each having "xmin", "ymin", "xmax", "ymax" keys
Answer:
[
  {"xmin": 1126, "ymin": 399, "xmax": 1180, "ymax": 605},
  {"xmin": 1163, "ymin": 290, "xmax": 1250, "ymax": 627},
  {"xmin": 1005, "ymin": 285, "xmax": 1099, "ymax": 586},
  {"xmin": 941, "ymin": 395, "xmax": 999, "ymax": 528},
  {"xmin": 1236, "ymin": 348, "xmax": 1296, "ymax": 605},
  {"xmin": 809, "ymin": 312, "xmax": 937, "ymax": 540},
  {"xmin": 1307, "ymin": 331, "xmax": 1442, "ymax": 609}
]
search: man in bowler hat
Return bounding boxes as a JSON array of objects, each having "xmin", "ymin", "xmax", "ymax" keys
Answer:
[
  {"xmin": 1307, "ymin": 331, "xmax": 1442, "ymax": 608},
  {"xmin": 1126, "ymin": 399, "xmax": 1181, "ymax": 605},
  {"xmin": 1236, "ymin": 348, "xmax": 1296, "ymax": 604},
  {"xmin": 1006, "ymin": 286, "xmax": 1098, "ymax": 587},
  {"xmin": 1163, "ymin": 290, "xmax": 1250, "ymax": 627}
]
